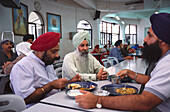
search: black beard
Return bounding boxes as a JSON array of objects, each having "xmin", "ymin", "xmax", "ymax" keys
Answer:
[
  {"xmin": 142, "ymin": 41, "xmax": 162, "ymax": 64},
  {"xmin": 42, "ymin": 51, "xmax": 55, "ymax": 65},
  {"xmin": 120, "ymin": 47, "xmax": 128, "ymax": 57}
]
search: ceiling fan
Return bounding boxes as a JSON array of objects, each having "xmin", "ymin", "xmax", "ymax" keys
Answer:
[
  {"xmin": 120, "ymin": 0, "xmax": 144, "ymax": 10},
  {"xmin": 125, "ymin": 0, "xmax": 144, "ymax": 5}
]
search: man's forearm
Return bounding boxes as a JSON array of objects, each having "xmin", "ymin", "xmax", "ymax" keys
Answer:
[
  {"xmin": 101, "ymin": 91, "xmax": 162, "ymax": 111},
  {"xmin": 24, "ymin": 82, "xmax": 53, "ymax": 104},
  {"xmin": 127, "ymin": 70, "xmax": 150, "ymax": 84}
]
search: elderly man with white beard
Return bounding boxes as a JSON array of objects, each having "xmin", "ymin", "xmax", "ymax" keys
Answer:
[{"xmin": 62, "ymin": 31, "xmax": 108, "ymax": 81}]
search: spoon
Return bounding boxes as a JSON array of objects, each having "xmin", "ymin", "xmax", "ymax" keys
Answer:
[{"xmin": 123, "ymin": 83, "xmax": 127, "ymax": 91}]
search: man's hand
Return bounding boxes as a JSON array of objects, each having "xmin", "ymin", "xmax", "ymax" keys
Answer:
[
  {"xmin": 116, "ymin": 69, "xmax": 132, "ymax": 79},
  {"xmin": 75, "ymin": 90, "xmax": 98, "ymax": 109},
  {"xmin": 97, "ymin": 68, "xmax": 108, "ymax": 80},
  {"xmin": 2, "ymin": 61, "xmax": 11, "ymax": 69},
  {"xmin": 50, "ymin": 78, "xmax": 68, "ymax": 90},
  {"xmin": 124, "ymin": 56, "xmax": 132, "ymax": 60},
  {"xmin": 69, "ymin": 73, "xmax": 82, "ymax": 83}
]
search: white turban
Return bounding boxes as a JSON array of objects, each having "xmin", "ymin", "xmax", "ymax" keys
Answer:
[
  {"xmin": 72, "ymin": 31, "xmax": 90, "ymax": 48},
  {"xmin": 16, "ymin": 42, "xmax": 32, "ymax": 56}
]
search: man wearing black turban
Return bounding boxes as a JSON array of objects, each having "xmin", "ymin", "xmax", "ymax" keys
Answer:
[
  {"xmin": 75, "ymin": 13, "xmax": 170, "ymax": 112},
  {"xmin": 109, "ymin": 40, "xmax": 131, "ymax": 62}
]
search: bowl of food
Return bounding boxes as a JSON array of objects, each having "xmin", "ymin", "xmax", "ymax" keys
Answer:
[
  {"xmin": 93, "ymin": 90, "xmax": 110, "ymax": 96},
  {"xmin": 66, "ymin": 89, "xmax": 84, "ymax": 99},
  {"xmin": 101, "ymin": 84, "xmax": 138, "ymax": 96},
  {"xmin": 66, "ymin": 82, "xmax": 97, "ymax": 91}
]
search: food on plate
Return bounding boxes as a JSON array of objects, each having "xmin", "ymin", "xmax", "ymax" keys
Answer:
[
  {"xmin": 80, "ymin": 85, "xmax": 95, "ymax": 90},
  {"xmin": 115, "ymin": 87, "xmax": 136, "ymax": 95},
  {"xmin": 67, "ymin": 83, "xmax": 81, "ymax": 89},
  {"xmin": 67, "ymin": 83, "xmax": 95, "ymax": 90}
]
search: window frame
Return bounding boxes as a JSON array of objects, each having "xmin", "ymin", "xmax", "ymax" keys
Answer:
[
  {"xmin": 100, "ymin": 21, "xmax": 120, "ymax": 45},
  {"xmin": 125, "ymin": 24, "xmax": 137, "ymax": 44}
]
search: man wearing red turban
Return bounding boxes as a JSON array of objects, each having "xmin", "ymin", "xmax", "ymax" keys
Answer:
[{"xmin": 10, "ymin": 32, "xmax": 81, "ymax": 107}]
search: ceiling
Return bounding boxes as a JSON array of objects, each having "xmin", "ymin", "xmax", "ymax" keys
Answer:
[
  {"xmin": 48, "ymin": 0, "xmax": 170, "ymax": 20},
  {"xmin": 71, "ymin": 0, "xmax": 170, "ymax": 19}
]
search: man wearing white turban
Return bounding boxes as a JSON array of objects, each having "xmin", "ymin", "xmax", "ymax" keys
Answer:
[{"xmin": 62, "ymin": 31, "xmax": 108, "ymax": 81}]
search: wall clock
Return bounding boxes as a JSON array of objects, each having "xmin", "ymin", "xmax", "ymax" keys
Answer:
[{"xmin": 34, "ymin": 1, "xmax": 41, "ymax": 11}]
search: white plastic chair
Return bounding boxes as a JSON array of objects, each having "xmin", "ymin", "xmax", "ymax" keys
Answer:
[
  {"xmin": 0, "ymin": 94, "xmax": 26, "ymax": 112},
  {"xmin": 101, "ymin": 58, "xmax": 112, "ymax": 68},
  {"xmin": 108, "ymin": 57, "xmax": 119, "ymax": 65},
  {"xmin": 55, "ymin": 67, "xmax": 62, "ymax": 78}
]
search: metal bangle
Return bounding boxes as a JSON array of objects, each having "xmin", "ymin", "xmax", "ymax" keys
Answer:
[
  {"xmin": 41, "ymin": 87, "xmax": 46, "ymax": 94},
  {"xmin": 135, "ymin": 72, "xmax": 138, "ymax": 80}
]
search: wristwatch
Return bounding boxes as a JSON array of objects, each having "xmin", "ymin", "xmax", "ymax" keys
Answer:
[{"xmin": 96, "ymin": 96, "xmax": 102, "ymax": 109}]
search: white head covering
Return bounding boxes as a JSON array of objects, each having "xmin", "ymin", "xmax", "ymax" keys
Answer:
[
  {"xmin": 16, "ymin": 42, "xmax": 32, "ymax": 56},
  {"xmin": 72, "ymin": 31, "xmax": 90, "ymax": 48}
]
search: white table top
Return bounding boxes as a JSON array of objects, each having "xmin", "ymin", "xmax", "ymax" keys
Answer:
[
  {"xmin": 24, "ymin": 59, "xmax": 145, "ymax": 112},
  {"xmin": 22, "ymin": 103, "xmax": 85, "ymax": 112},
  {"xmin": 107, "ymin": 58, "xmax": 148, "ymax": 75},
  {"xmin": 41, "ymin": 80, "xmax": 140, "ymax": 112}
]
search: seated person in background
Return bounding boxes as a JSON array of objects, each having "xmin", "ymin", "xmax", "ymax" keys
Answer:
[
  {"xmin": 16, "ymin": 41, "xmax": 32, "ymax": 56},
  {"xmin": 10, "ymin": 32, "xmax": 81, "ymax": 107},
  {"xmin": 2, "ymin": 42, "xmax": 32, "ymax": 75},
  {"xmin": 100, "ymin": 45, "xmax": 110, "ymax": 53},
  {"xmin": 131, "ymin": 44, "xmax": 139, "ymax": 50},
  {"xmin": 23, "ymin": 34, "xmax": 34, "ymax": 44},
  {"xmin": 75, "ymin": 13, "xmax": 170, "ymax": 111},
  {"xmin": 62, "ymin": 31, "xmax": 108, "ymax": 81},
  {"xmin": 109, "ymin": 40, "xmax": 131, "ymax": 62},
  {"xmin": 92, "ymin": 44, "xmax": 101, "ymax": 53},
  {"xmin": 0, "ymin": 39, "xmax": 17, "ymax": 69}
]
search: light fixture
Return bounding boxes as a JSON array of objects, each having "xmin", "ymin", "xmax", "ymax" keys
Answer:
[
  {"xmin": 121, "ymin": 21, "xmax": 125, "ymax": 24},
  {"xmin": 155, "ymin": 0, "xmax": 162, "ymax": 14},
  {"xmin": 115, "ymin": 15, "xmax": 120, "ymax": 20},
  {"xmin": 155, "ymin": 10, "xmax": 159, "ymax": 14}
]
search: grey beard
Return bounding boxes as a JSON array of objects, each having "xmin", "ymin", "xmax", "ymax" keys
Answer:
[{"xmin": 75, "ymin": 48, "xmax": 89, "ymax": 73}]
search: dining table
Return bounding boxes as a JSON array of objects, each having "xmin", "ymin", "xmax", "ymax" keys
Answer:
[
  {"xmin": 107, "ymin": 58, "xmax": 148, "ymax": 75},
  {"xmin": 23, "ymin": 58, "xmax": 148, "ymax": 112},
  {"xmin": 128, "ymin": 49, "xmax": 143, "ymax": 58},
  {"xmin": 39, "ymin": 80, "xmax": 139, "ymax": 112}
]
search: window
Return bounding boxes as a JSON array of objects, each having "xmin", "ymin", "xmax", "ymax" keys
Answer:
[
  {"xmin": 77, "ymin": 20, "xmax": 92, "ymax": 49},
  {"xmin": 28, "ymin": 11, "xmax": 44, "ymax": 39},
  {"xmin": 100, "ymin": 21, "xmax": 120, "ymax": 45},
  {"xmin": 125, "ymin": 24, "xmax": 137, "ymax": 44}
]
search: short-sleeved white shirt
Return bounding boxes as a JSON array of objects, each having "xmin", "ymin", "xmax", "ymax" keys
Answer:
[
  {"xmin": 10, "ymin": 52, "xmax": 58, "ymax": 106},
  {"xmin": 144, "ymin": 50, "xmax": 170, "ymax": 111}
]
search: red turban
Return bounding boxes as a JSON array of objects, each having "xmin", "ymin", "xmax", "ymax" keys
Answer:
[{"xmin": 31, "ymin": 32, "xmax": 60, "ymax": 51}]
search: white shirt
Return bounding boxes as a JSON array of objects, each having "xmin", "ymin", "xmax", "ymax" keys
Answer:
[
  {"xmin": 62, "ymin": 51, "xmax": 105, "ymax": 81},
  {"xmin": 144, "ymin": 50, "xmax": 170, "ymax": 111},
  {"xmin": 10, "ymin": 53, "xmax": 59, "ymax": 106}
]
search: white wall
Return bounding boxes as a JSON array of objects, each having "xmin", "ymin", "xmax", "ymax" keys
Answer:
[
  {"xmin": 137, "ymin": 19, "xmax": 150, "ymax": 45},
  {"xmin": 0, "ymin": 0, "xmax": 150, "ymax": 57},
  {"xmin": 0, "ymin": 0, "xmax": 99, "ymax": 58}
]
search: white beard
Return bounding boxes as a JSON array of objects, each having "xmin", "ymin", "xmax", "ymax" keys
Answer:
[{"xmin": 75, "ymin": 48, "xmax": 89, "ymax": 73}]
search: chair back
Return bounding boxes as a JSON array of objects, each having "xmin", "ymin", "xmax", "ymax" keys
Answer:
[
  {"xmin": 101, "ymin": 58, "xmax": 112, "ymax": 68},
  {"xmin": 108, "ymin": 57, "xmax": 119, "ymax": 65},
  {"xmin": 100, "ymin": 52, "xmax": 109, "ymax": 65},
  {"xmin": 0, "ymin": 75, "xmax": 13, "ymax": 94},
  {"xmin": 55, "ymin": 67, "xmax": 62, "ymax": 78},
  {"xmin": 0, "ymin": 94, "xmax": 26, "ymax": 112}
]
